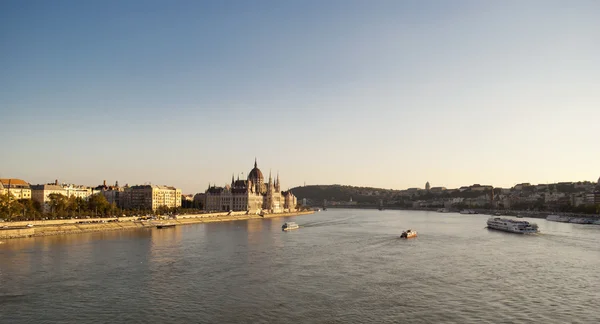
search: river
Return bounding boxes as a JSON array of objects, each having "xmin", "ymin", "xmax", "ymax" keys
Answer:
[{"xmin": 1, "ymin": 209, "xmax": 599, "ymax": 323}]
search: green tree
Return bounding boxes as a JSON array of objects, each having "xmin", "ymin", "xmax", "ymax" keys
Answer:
[
  {"xmin": 48, "ymin": 193, "xmax": 69, "ymax": 219},
  {"xmin": 17, "ymin": 198, "xmax": 42, "ymax": 220},
  {"xmin": 88, "ymin": 194, "xmax": 110, "ymax": 217},
  {"xmin": 0, "ymin": 192, "xmax": 24, "ymax": 221}
]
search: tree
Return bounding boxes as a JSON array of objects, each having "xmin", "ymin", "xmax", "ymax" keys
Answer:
[
  {"xmin": 88, "ymin": 194, "xmax": 110, "ymax": 217},
  {"xmin": 48, "ymin": 193, "xmax": 69, "ymax": 219},
  {"xmin": 17, "ymin": 198, "xmax": 42, "ymax": 220}
]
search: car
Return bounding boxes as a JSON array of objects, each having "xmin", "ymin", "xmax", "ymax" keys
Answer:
[{"xmin": 26, "ymin": 224, "xmax": 34, "ymax": 227}]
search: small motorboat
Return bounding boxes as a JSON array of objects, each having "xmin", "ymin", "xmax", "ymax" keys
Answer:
[
  {"xmin": 282, "ymin": 222, "xmax": 299, "ymax": 231},
  {"xmin": 400, "ymin": 229, "xmax": 417, "ymax": 239}
]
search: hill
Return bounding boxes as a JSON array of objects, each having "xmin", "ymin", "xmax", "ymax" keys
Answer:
[{"xmin": 290, "ymin": 185, "xmax": 397, "ymax": 205}]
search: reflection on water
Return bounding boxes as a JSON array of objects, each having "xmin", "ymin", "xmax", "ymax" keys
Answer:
[{"xmin": 1, "ymin": 210, "xmax": 600, "ymax": 324}]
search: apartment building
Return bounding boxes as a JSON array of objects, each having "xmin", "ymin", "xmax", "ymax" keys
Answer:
[
  {"xmin": 0, "ymin": 178, "xmax": 32, "ymax": 200},
  {"xmin": 120, "ymin": 185, "xmax": 182, "ymax": 211}
]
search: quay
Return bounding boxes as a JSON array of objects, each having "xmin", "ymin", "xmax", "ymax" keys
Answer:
[{"xmin": 0, "ymin": 210, "xmax": 315, "ymax": 240}]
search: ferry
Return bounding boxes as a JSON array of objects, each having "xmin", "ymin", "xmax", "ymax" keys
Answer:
[
  {"xmin": 487, "ymin": 217, "xmax": 539, "ymax": 234},
  {"xmin": 282, "ymin": 222, "xmax": 299, "ymax": 231},
  {"xmin": 400, "ymin": 229, "xmax": 417, "ymax": 239}
]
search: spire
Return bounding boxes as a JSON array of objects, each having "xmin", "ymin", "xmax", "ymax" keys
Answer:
[
  {"xmin": 231, "ymin": 174, "xmax": 235, "ymax": 187},
  {"xmin": 254, "ymin": 157, "xmax": 257, "ymax": 168}
]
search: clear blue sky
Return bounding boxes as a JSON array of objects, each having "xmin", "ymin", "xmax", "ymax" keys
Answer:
[{"xmin": 1, "ymin": 0, "xmax": 599, "ymax": 194}]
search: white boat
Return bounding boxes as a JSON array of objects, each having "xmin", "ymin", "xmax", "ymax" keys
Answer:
[
  {"xmin": 569, "ymin": 218, "xmax": 594, "ymax": 224},
  {"xmin": 282, "ymin": 222, "xmax": 299, "ymax": 231},
  {"xmin": 546, "ymin": 214, "xmax": 571, "ymax": 222},
  {"xmin": 460, "ymin": 209, "xmax": 477, "ymax": 214},
  {"xmin": 487, "ymin": 217, "xmax": 539, "ymax": 234}
]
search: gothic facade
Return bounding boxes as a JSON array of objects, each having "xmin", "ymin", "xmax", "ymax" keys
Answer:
[{"xmin": 204, "ymin": 159, "xmax": 297, "ymax": 214}]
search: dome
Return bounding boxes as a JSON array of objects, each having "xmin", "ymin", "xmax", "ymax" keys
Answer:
[{"xmin": 248, "ymin": 159, "xmax": 264, "ymax": 184}]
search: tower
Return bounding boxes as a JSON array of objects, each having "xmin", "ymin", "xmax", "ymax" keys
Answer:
[{"xmin": 425, "ymin": 181, "xmax": 430, "ymax": 191}]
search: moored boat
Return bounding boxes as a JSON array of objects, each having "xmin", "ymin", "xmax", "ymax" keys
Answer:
[
  {"xmin": 487, "ymin": 217, "xmax": 539, "ymax": 234},
  {"xmin": 156, "ymin": 223, "xmax": 176, "ymax": 229},
  {"xmin": 546, "ymin": 214, "xmax": 571, "ymax": 222},
  {"xmin": 282, "ymin": 222, "xmax": 299, "ymax": 231},
  {"xmin": 400, "ymin": 229, "xmax": 417, "ymax": 239}
]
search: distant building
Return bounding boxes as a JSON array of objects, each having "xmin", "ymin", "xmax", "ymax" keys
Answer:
[
  {"xmin": 425, "ymin": 182, "xmax": 430, "ymax": 191},
  {"xmin": 471, "ymin": 184, "xmax": 493, "ymax": 192},
  {"xmin": 94, "ymin": 180, "xmax": 123, "ymax": 206},
  {"xmin": 585, "ymin": 192, "xmax": 600, "ymax": 205},
  {"xmin": 121, "ymin": 184, "xmax": 182, "ymax": 211},
  {"xmin": 430, "ymin": 187, "xmax": 446, "ymax": 193},
  {"xmin": 204, "ymin": 159, "xmax": 296, "ymax": 213},
  {"xmin": 31, "ymin": 182, "xmax": 67, "ymax": 212},
  {"xmin": 0, "ymin": 178, "xmax": 32, "ymax": 200},
  {"xmin": 513, "ymin": 183, "xmax": 531, "ymax": 191}
]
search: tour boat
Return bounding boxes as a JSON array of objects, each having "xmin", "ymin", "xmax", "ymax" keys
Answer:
[
  {"xmin": 486, "ymin": 217, "xmax": 539, "ymax": 234},
  {"xmin": 400, "ymin": 229, "xmax": 417, "ymax": 239},
  {"xmin": 282, "ymin": 222, "xmax": 299, "ymax": 231},
  {"xmin": 156, "ymin": 223, "xmax": 176, "ymax": 229}
]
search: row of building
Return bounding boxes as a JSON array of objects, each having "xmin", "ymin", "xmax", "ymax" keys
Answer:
[
  {"xmin": 403, "ymin": 180, "xmax": 600, "ymax": 209},
  {"xmin": 1, "ymin": 179, "xmax": 182, "ymax": 212},
  {"xmin": 1, "ymin": 159, "xmax": 299, "ymax": 215}
]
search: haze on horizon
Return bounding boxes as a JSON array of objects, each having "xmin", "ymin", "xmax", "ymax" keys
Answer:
[{"xmin": 1, "ymin": 0, "xmax": 599, "ymax": 194}]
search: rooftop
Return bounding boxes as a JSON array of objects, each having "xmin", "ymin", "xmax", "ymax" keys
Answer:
[{"xmin": 0, "ymin": 178, "xmax": 30, "ymax": 188}]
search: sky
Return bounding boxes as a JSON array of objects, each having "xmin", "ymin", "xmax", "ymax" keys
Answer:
[{"xmin": 1, "ymin": 0, "xmax": 599, "ymax": 194}]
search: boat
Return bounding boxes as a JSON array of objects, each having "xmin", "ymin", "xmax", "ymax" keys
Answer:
[
  {"xmin": 569, "ymin": 218, "xmax": 595, "ymax": 224},
  {"xmin": 400, "ymin": 229, "xmax": 417, "ymax": 239},
  {"xmin": 546, "ymin": 214, "xmax": 571, "ymax": 223},
  {"xmin": 460, "ymin": 209, "xmax": 477, "ymax": 214},
  {"xmin": 486, "ymin": 217, "xmax": 539, "ymax": 234},
  {"xmin": 282, "ymin": 222, "xmax": 299, "ymax": 231},
  {"xmin": 156, "ymin": 223, "xmax": 176, "ymax": 229}
]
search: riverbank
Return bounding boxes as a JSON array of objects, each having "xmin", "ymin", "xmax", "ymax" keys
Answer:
[{"xmin": 0, "ymin": 210, "xmax": 315, "ymax": 240}]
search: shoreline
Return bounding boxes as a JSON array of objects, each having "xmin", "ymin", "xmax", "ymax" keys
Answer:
[{"xmin": 0, "ymin": 210, "xmax": 316, "ymax": 240}]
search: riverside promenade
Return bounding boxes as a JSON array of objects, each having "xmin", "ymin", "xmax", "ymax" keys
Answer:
[{"xmin": 0, "ymin": 210, "xmax": 316, "ymax": 240}]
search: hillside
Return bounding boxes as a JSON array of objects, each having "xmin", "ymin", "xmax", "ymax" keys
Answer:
[{"xmin": 290, "ymin": 185, "xmax": 397, "ymax": 205}]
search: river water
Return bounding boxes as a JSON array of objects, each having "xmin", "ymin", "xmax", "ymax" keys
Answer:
[{"xmin": 1, "ymin": 209, "xmax": 599, "ymax": 323}]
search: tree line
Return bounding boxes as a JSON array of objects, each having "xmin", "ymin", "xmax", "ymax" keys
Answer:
[{"xmin": 0, "ymin": 192, "xmax": 204, "ymax": 221}]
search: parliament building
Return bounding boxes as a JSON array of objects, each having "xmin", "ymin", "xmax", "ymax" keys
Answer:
[{"xmin": 204, "ymin": 159, "xmax": 297, "ymax": 214}]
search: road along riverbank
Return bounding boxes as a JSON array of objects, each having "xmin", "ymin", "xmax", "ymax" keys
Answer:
[{"xmin": 0, "ymin": 210, "xmax": 315, "ymax": 240}]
